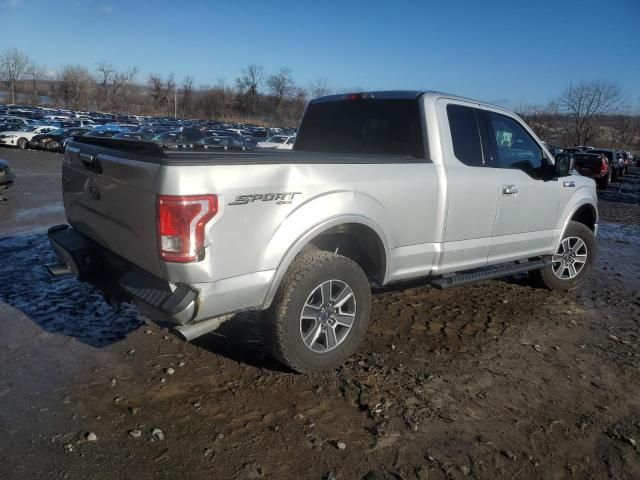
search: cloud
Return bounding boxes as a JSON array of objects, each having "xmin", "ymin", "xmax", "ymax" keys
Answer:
[
  {"xmin": 3, "ymin": 0, "xmax": 25, "ymax": 8},
  {"xmin": 98, "ymin": 4, "xmax": 112, "ymax": 15}
]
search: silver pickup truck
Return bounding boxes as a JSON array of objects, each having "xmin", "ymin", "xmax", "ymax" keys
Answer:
[{"xmin": 48, "ymin": 91, "xmax": 598, "ymax": 373}]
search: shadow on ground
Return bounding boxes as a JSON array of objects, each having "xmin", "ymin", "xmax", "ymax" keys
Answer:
[
  {"xmin": 0, "ymin": 233, "xmax": 143, "ymax": 347},
  {"xmin": 0, "ymin": 233, "xmax": 286, "ymax": 368}
]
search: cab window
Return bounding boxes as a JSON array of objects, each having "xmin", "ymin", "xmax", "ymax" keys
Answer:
[
  {"xmin": 486, "ymin": 112, "xmax": 545, "ymax": 176},
  {"xmin": 447, "ymin": 104, "xmax": 485, "ymax": 167}
]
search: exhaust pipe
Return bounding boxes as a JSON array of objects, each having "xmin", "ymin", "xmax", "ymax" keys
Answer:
[
  {"xmin": 172, "ymin": 314, "xmax": 234, "ymax": 342},
  {"xmin": 46, "ymin": 263, "xmax": 72, "ymax": 277}
]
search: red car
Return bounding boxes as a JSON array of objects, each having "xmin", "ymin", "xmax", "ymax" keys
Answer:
[{"xmin": 573, "ymin": 152, "xmax": 612, "ymax": 188}]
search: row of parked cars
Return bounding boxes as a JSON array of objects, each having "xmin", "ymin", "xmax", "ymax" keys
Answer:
[
  {"xmin": 0, "ymin": 104, "xmax": 297, "ymax": 154},
  {"xmin": 555, "ymin": 146, "xmax": 636, "ymax": 188}
]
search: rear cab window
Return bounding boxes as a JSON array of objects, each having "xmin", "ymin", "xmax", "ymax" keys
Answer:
[
  {"xmin": 446, "ymin": 104, "xmax": 485, "ymax": 167},
  {"xmin": 294, "ymin": 97, "xmax": 425, "ymax": 159}
]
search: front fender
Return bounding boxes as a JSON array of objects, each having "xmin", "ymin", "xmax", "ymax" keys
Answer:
[
  {"xmin": 555, "ymin": 180, "xmax": 598, "ymax": 248},
  {"xmin": 260, "ymin": 190, "xmax": 393, "ymax": 308}
]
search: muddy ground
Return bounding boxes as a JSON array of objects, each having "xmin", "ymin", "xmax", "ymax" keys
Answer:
[{"xmin": 0, "ymin": 149, "xmax": 639, "ymax": 480}]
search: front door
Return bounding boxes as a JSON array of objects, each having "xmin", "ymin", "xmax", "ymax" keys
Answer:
[{"xmin": 481, "ymin": 110, "xmax": 561, "ymax": 264}]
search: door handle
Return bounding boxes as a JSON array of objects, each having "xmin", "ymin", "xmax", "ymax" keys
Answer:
[{"xmin": 502, "ymin": 185, "xmax": 518, "ymax": 195}]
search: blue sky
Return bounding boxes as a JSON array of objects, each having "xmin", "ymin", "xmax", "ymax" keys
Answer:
[{"xmin": 1, "ymin": 0, "xmax": 639, "ymax": 109}]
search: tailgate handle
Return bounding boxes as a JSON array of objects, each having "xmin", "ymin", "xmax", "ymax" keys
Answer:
[{"xmin": 79, "ymin": 153, "xmax": 102, "ymax": 173}]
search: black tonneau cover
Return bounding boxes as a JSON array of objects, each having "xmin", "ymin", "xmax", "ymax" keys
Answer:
[{"xmin": 69, "ymin": 136, "xmax": 428, "ymax": 166}]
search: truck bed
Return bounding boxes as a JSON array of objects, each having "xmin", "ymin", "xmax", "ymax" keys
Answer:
[{"xmin": 71, "ymin": 136, "xmax": 426, "ymax": 166}]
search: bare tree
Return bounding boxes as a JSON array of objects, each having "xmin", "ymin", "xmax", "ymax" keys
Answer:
[
  {"xmin": 236, "ymin": 64, "xmax": 264, "ymax": 115},
  {"xmin": 166, "ymin": 73, "xmax": 176, "ymax": 117},
  {"xmin": 267, "ymin": 68, "xmax": 295, "ymax": 119},
  {"xmin": 116, "ymin": 66, "xmax": 138, "ymax": 113},
  {"xmin": 607, "ymin": 112, "xmax": 640, "ymax": 149},
  {"xmin": 181, "ymin": 76, "xmax": 194, "ymax": 118},
  {"xmin": 58, "ymin": 65, "xmax": 94, "ymax": 110},
  {"xmin": 0, "ymin": 47, "xmax": 30, "ymax": 104},
  {"xmin": 25, "ymin": 62, "xmax": 47, "ymax": 105},
  {"xmin": 558, "ymin": 80, "xmax": 622, "ymax": 146},
  {"xmin": 148, "ymin": 73, "xmax": 165, "ymax": 111},
  {"xmin": 95, "ymin": 62, "xmax": 116, "ymax": 110},
  {"xmin": 308, "ymin": 78, "xmax": 330, "ymax": 98}
]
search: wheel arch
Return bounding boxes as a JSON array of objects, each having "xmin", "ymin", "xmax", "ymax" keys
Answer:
[
  {"xmin": 556, "ymin": 198, "xmax": 598, "ymax": 250},
  {"xmin": 261, "ymin": 216, "xmax": 390, "ymax": 309}
]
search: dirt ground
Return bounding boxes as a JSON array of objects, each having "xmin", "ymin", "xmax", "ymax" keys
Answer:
[{"xmin": 0, "ymin": 149, "xmax": 639, "ymax": 480}]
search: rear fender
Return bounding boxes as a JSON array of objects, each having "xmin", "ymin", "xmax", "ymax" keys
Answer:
[{"xmin": 260, "ymin": 190, "xmax": 392, "ymax": 308}]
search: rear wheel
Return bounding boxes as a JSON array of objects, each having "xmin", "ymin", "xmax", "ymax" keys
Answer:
[
  {"xmin": 263, "ymin": 250, "xmax": 371, "ymax": 373},
  {"xmin": 529, "ymin": 221, "xmax": 595, "ymax": 290},
  {"xmin": 17, "ymin": 138, "xmax": 27, "ymax": 149}
]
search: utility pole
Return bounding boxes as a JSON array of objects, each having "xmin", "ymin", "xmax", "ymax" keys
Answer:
[{"xmin": 174, "ymin": 86, "xmax": 177, "ymax": 119}]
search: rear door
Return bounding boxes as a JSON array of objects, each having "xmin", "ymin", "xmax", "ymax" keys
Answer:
[
  {"xmin": 63, "ymin": 143, "xmax": 164, "ymax": 276},
  {"xmin": 437, "ymin": 99, "xmax": 499, "ymax": 273},
  {"xmin": 479, "ymin": 109, "xmax": 561, "ymax": 263}
]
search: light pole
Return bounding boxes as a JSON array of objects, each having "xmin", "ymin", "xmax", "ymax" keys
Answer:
[{"xmin": 174, "ymin": 86, "xmax": 177, "ymax": 119}]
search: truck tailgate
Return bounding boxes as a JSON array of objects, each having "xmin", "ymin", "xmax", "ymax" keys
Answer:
[{"xmin": 62, "ymin": 144, "xmax": 163, "ymax": 277}]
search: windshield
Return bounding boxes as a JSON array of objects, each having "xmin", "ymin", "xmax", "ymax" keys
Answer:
[
  {"xmin": 12, "ymin": 125, "xmax": 37, "ymax": 132},
  {"xmin": 295, "ymin": 98, "xmax": 425, "ymax": 158}
]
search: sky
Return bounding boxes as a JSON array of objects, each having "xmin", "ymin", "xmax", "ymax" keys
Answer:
[{"xmin": 1, "ymin": 0, "xmax": 639, "ymax": 110}]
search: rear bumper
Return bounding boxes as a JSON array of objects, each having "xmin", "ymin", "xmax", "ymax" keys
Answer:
[{"xmin": 47, "ymin": 224, "xmax": 198, "ymax": 325}]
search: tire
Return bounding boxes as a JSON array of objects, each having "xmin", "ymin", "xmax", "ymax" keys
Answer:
[
  {"xmin": 529, "ymin": 221, "xmax": 596, "ymax": 290},
  {"xmin": 612, "ymin": 168, "xmax": 619, "ymax": 181},
  {"xmin": 17, "ymin": 138, "xmax": 27, "ymax": 149},
  {"xmin": 263, "ymin": 250, "xmax": 371, "ymax": 373}
]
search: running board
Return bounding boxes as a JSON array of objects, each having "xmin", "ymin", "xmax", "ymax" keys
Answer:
[{"xmin": 430, "ymin": 257, "xmax": 552, "ymax": 290}]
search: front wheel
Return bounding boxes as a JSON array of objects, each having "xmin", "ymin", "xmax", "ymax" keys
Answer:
[
  {"xmin": 529, "ymin": 221, "xmax": 596, "ymax": 290},
  {"xmin": 263, "ymin": 250, "xmax": 371, "ymax": 373},
  {"xmin": 17, "ymin": 138, "xmax": 28, "ymax": 149}
]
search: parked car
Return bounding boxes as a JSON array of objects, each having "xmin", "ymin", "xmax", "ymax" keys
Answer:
[
  {"xmin": 573, "ymin": 152, "xmax": 611, "ymax": 188},
  {"xmin": 30, "ymin": 127, "xmax": 91, "ymax": 152},
  {"xmin": 151, "ymin": 130, "xmax": 205, "ymax": 146},
  {"xmin": 48, "ymin": 90, "xmax": 597, "ymax": 373},
  {"xmin": 112, "ymin": 131, "xmax": 158, "ymax": 140},
  {"xmin": 589, "ymin": 149, "xmax": 625, "ymax": 180},
  {"xmin": 0, "ymin": 158, "xmax": 15, "ymax": 200},
  {"xmin": 0, "ymin": 125, "xmax": 59, "ymax": 149},
  {"xmin": 0, "ymin": 115, "xmax": 31, "ymax": 128},
  {"xmin": 196, "ymin": 136, "xmax": 256, "ymax": 151},
  {"xmin": 257, "ymin": 135, "xmax": 296, "ymax": 150}
]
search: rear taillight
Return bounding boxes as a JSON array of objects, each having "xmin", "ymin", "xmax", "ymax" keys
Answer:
[
  {"xmin": 157, "ymin": 194, "xmax": 218, "ymax": 263},
  {"xmin": 601, "ymin": 157, "xmax": 608, "ymax": 175}
]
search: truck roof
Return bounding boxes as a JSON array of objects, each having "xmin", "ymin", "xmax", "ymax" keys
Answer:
[{"xmin": 311, "ymin": 90, "xmax": 513, "ymax": 114}]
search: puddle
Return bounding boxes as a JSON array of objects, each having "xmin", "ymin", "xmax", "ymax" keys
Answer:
[{"xmin": 0, "ymin": 234, "xmax": 143, "ymax": 347}]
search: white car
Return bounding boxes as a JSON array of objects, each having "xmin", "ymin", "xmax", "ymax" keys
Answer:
[
  {"xmin": 257, "ymin": 135, "xmax": 296, "ymax": 150},
  {"xmin": 0, "ymin": 125, "xmax": 59, "ymax": 149}
]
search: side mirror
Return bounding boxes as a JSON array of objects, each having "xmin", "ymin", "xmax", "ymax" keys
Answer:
[{"xmin": 554, "ymin": 153, "xmax": 573, "ymax": 177}]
